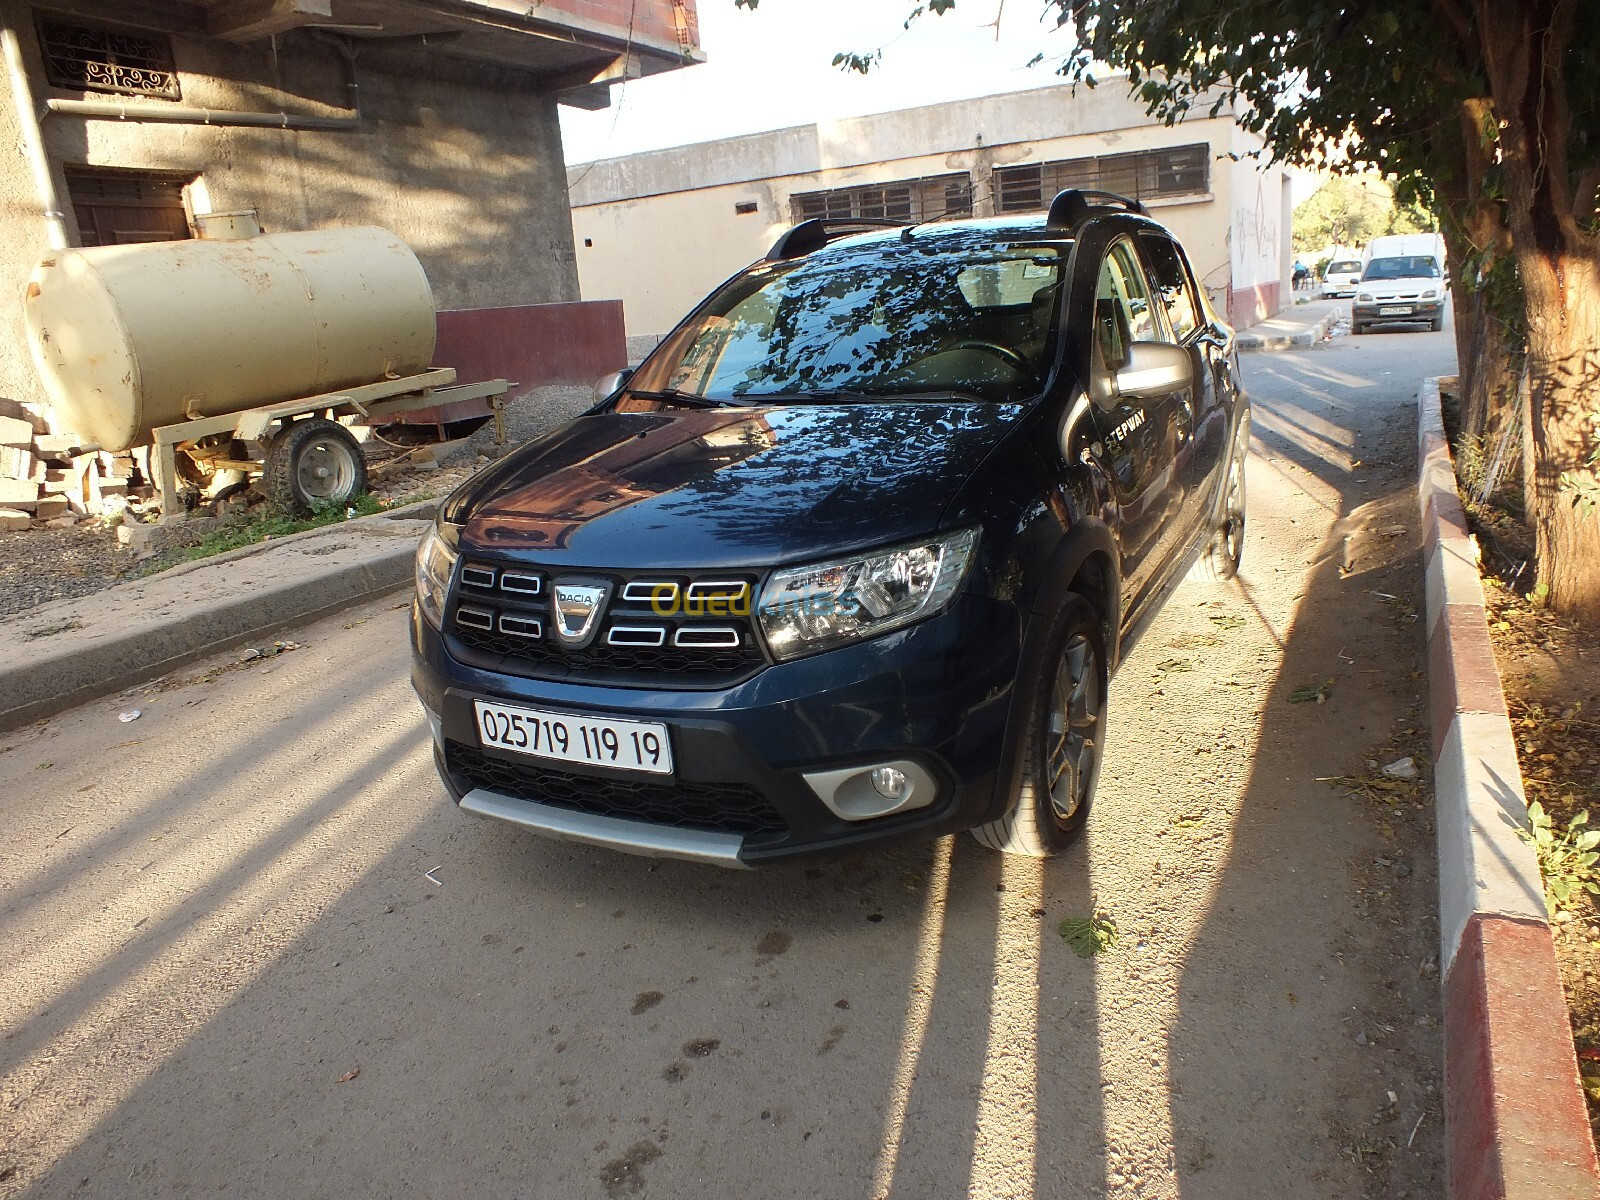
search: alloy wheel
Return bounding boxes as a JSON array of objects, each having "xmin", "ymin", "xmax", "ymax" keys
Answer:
[{"xmin": 1045, "ymin": 632, "xmax": 1103, "ymax": 822}]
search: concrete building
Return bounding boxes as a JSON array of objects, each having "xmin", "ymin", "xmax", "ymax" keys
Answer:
[
  {"xmin": 0, "ymin": 0, "xmax": 702, "ymax": 420},
  {"xmin": 569, "ymin": 82, "xmax": 1294, "ymax": 339}
]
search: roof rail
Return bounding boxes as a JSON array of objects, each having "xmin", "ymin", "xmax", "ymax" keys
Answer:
[
  {"xmin": 765, "ymin": 217, "xmax": 906, "ymax": 261},
  {"xmin": 1045, "ymin": 188, "xmax": 1150, "ymax": 230}
]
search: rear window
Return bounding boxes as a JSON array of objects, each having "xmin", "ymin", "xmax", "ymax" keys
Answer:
[
  {"xmin": 1363, "ymin": 256, "xmax": 1441, "ymax": 280},
  {"xmin": 1328, "ymin": 260, "xmax": 1361, "ymax": 274}
]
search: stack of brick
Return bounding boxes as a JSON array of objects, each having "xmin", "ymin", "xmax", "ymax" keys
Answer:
[{"xmin": 0, "ymin": 401, "xmax": 138, "ymax": 530}]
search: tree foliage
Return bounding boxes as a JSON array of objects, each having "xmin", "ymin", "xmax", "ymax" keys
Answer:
[{"xmin": 1292, "ymin": 176, "xmax": 1431, "ymax": 256}]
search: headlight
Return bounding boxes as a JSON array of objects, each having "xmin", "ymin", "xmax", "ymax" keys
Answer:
[
  {"xmin": 758, "ymin": 529, "xmax": 979, "ymax": 660},
  {"xmin": 1422, "ymin": 288, "xmax": 1438, "ymax": 300},
  {"xmin": 1357, "ymin": 292, "xmax": 1374, "ymax": 303},
  {"xmin": 415, "ymin": 523, "xmax": 459, "ymax": 629}
]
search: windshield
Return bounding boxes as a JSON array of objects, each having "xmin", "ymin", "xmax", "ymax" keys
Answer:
[
  {"xmin": 1328, "ymin": 260, "xmax": 1361, "ymax": 274},
  {"xmin": 628, "ymin": 235, "xmax": 1067, "ymax": 404},
  {"xmin": 1363, "ymin": 256, "xmax": 1441, "ymax": 281}
]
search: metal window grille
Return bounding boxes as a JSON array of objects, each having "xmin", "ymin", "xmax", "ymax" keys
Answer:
[
  {"xmin": 995, "ymin": 144, "xmax": 1211, "ymax": 212},
  {"xmin": 37, "ymin": 16, "xmax": 181, "ymax": 101},
  {"xmin": 790, "ymin": 173, "xmax": 973, "ymax": 225}
]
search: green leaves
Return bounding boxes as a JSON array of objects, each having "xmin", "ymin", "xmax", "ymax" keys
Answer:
[
  {"xmin": 1058, "ymin": 913, "xmax": 1118, "ymax": 958},
  {"xmin": 1522, "ymin": 801, "xmax": 1600, "ymax": 918},
  {"xmin": 831, "ymin": 51, "xmax": 881, "ymax": 75}
]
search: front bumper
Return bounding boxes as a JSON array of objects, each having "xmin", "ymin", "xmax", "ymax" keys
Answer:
[
  {"xmin": 1352, "ymin": 299, "xmax": 1444, "ymax": 323},
  {"xmin": 410, "ymin": 595, "xmax": 1021, "ymax": 866}
]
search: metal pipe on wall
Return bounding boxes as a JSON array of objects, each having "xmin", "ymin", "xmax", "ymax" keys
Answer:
[
  {"xmin": 43, "ymin": 97, "xmax": 360, "ymax": 131},
  {"xmin": 2, "ymin": 23, "xmax": 68, "ymax": 249}
]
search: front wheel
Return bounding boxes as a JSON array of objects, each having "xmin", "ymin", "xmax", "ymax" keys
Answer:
[
  {"xmin": 972, "ymin": 595, "xmax": 1108, "ymax": 858},
  {"xmin": 1429, "ymin": 316, "xmax": 1443, "ymax": 332},
  {"xmin": 263, "ymin": 418, "xmax": 368, "ymax": 515}
]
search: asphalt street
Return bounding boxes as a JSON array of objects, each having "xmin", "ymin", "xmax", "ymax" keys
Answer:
[{"xmin": 1, "ymin": 318, "xmax": 1457, "ymax": 1199}]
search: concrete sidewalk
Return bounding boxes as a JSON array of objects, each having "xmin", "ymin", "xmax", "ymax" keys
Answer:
[
  {"xmin": 0, "ymin": 502, "xmax": 435, "ymax": 732},
  {"xmin": 1236, "ymin": 298, "xmax": 1343, "ymax": 352}
]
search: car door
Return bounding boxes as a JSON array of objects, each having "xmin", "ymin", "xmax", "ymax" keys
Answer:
[
  {"xmin": 1139, "ymin": 232, "xmax": 1228, "ymax": 550},
  {"xmin": 1084, "ymin": 236, "xmax": 1194, "ymax": 621}
]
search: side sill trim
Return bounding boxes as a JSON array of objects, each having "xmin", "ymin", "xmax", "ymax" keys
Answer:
[{"xmin": 459, "ymin": 788, "xmax": 749, "ymax": 868}]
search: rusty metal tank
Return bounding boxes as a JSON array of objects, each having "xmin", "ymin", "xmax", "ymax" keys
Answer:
[{"xmin": 23, "ymin": 226, "xmax": 436, "ymax": 453}]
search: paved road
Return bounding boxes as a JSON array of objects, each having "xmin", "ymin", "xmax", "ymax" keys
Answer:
[{"xmin": 1, "ymin": 322, "xmax": 1455, "ymax": 1200}]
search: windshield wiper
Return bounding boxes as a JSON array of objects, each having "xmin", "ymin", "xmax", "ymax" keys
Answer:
[
  {"xmin": 725, "ymin": 389, "xmax": 880, "ymax": 404},
  {"xmin": 624, "ymin": 388, "xmax": 746, "ymax": 408}
]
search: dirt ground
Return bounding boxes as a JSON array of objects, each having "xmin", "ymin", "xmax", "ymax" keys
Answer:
[{"xmin": 0, "ymin": 331, "xmax": 1453, "ymax": 1198}]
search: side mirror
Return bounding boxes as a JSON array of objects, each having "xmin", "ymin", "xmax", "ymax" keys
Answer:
[
  {"xmin": 593, "ymin": 367, "xmax": 633, "ymax": 403},
  {"xmin": 1115, "ymin": 341, "xmax": 1192, "ymax": 400}
]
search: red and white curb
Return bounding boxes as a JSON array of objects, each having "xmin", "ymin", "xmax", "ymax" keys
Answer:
[{"xmin": 1419, "ymin": 376, "xmax": 1600, "ymax": 1197}]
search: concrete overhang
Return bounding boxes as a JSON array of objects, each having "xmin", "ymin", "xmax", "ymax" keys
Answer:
[{"xmin": 44, "ymin": 0, "xmax": 701, "ymax": 107}]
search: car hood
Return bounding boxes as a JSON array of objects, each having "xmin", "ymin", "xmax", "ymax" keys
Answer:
[{"xmin": 448, "ymin": 402, "xmax": 1022, "ymax": 568}]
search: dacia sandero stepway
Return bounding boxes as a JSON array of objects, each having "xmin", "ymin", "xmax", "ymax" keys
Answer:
[{"xmin": 411, "ymin": 189, "xmax": 1250, "ymax": 866}]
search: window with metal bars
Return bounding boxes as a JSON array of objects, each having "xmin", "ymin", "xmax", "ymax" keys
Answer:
[
  {"xmin": 789, "ymin": 173, "xmax": 972, "ymax": 226},
  {"xmin": 36, "ymin": 15, "xmax": 181, "ymax": 101},
  {"xmin": 995, "ymin": 144, "xmax": 1211, "ymax": 212}
]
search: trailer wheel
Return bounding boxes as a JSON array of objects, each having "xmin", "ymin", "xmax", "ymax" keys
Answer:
[
  {"xmin": 150, "ymin": 446, "xmax": 206, "ymax": 511},
  {"xmin": 263, "ymin": 418, "xmax": 368, "ymax": 515}
]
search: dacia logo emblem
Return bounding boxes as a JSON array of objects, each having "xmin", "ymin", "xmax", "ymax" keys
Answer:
[{"xmin": 551, "ymin": 580, "xmax": 611, "ymax": 648}]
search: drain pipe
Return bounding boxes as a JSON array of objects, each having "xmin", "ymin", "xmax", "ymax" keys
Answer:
[
  {"xmin": 2, "ymin": 22, "xmax": 67, "ymax": 249},
  {"xmin": 44, "ymin": 96, "xmax": 360, "ymax": 130}
]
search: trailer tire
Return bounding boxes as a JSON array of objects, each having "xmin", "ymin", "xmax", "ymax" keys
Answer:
[{"xmin": 263, "ymin": 418, "xmax": 368, "ymax": 516}]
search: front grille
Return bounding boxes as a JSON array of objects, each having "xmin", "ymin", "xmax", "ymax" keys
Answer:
[
  {"xmin": 445, "ymin": 559, "xmax": 766, "ymax": 687},
  {"xmin": 446, "ymin": 740, "xmax": 787, "ymax": 837}
]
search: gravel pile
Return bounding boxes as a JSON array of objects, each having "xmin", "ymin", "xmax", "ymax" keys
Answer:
[
  {"xmin": 0, "ymin": 522, "xmax": 133, "ymax": 618},
  {"xmin": 465, "ymin": 382, "xmax": 595, "ymax": 457}
]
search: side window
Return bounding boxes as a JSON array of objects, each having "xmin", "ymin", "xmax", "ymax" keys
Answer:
[
  {"xmin": 1094, "ymin": 239, "xmax": 1160, "ymax": 371},
  {"xmin": 1141, "ymin": 235, "xmax": 1202, "ymax": 342}
]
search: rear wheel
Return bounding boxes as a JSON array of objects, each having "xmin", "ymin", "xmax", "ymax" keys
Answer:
[
  {"xmin": 972, "ymin": 594, "xmax": 1107, "ymax": 858},
  {"xmin": 263, "ymin": 418, "xmax": 368, "ymax": 515},
  {"xmin": 1352, "ymin": 322, "xmax": 1366, "ymax": 335}
]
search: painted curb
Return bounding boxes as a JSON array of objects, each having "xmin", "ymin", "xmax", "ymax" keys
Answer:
[
  {"xmin": 0, "ymin": 502, "xmax": 437, "ymax": 733},
  {"xmin": 1236, "ymin": 306, "xmax": 1337, "ymax": 352},
  {"xmin": 1417, "ymin": 375, "xmax": 1600, "ymax": 1198}
]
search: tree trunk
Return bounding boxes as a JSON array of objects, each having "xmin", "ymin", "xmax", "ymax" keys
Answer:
[
  {"xmin": 1476, "ymin": 0, "xmax": 1600, "ymax": 621},
  {"xmin": 1435, "ymin": 98, "xmax": 1520, "ymax": 443}
]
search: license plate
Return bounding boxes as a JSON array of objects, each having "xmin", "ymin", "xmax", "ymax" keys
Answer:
[
  {"xmin": 473, "ymin": 700, "xmax": 673, "ymax": 775},
  {"xmin": 1379, "ymin": 305, "xmax": 1412, "ymax": 316}
]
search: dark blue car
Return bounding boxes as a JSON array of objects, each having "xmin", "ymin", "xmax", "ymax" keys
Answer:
[{"xmin": 410, "ymin": 190, "xmax": 1250, "ymax": 866}]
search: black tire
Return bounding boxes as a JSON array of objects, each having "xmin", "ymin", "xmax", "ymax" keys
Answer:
[
  {"xmin": 1429, "ymin": 316, "xmax": 1443, "ymax": 332},
  {"xmin": 972, "ymin": 594, "xmax": 1108, "ymax": 858},
  {"xmin": 263, "ymin": 418, "xmax": 368, "ymax": 515},
  {"xmin": 1352, "ymin": 322, "xmax": 1366, "ymax": 335},
  {"xmin": 1192, "ymin": 414, "xmax": 1249, "ymax": 582}
]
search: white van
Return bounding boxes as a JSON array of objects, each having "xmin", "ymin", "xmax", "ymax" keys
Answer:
[
  {"xmin": 1353, "ymin": 233, "xmax": 1447, "ymax": 334},
  {"xmin": 1361, "ymin": 233, "xmax": 1446, "ymax": 272}
]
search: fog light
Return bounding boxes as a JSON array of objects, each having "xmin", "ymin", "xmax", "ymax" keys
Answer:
[
  {"xmin": 802, "ymin": 759, "xmax": 939, "ymax": 821},
  {"xmin": 871, "ymin": 766, "xmax": 908, "ymax": 799}
]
